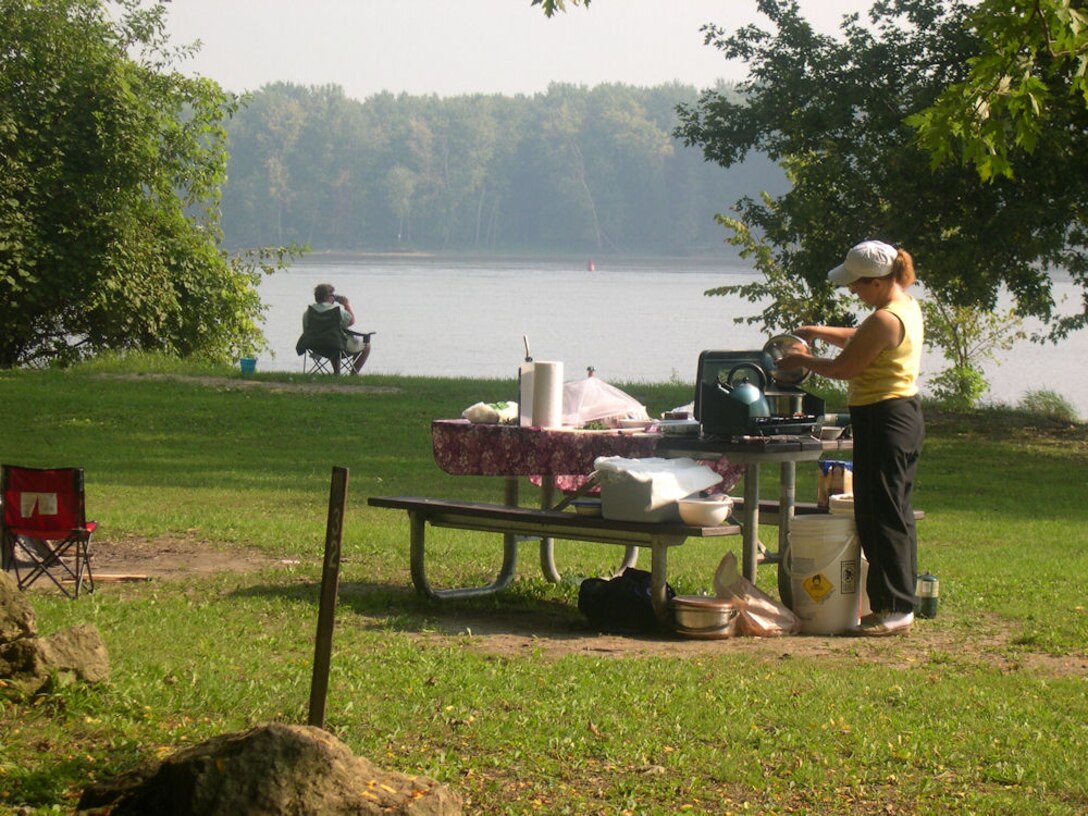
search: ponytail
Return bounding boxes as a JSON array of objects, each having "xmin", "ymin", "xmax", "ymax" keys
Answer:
[{"xmin": 892, "ymin": 248, "xmax": 915, "ymax": 288}]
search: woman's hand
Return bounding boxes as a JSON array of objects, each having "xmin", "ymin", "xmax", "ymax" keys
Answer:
[
  {"xmin": 776, "ymin": 353, "xmax": 807, "ymax": 371},
  {"xmin": 794, "ymin": 325, "xmax": 855, "ymax": 349}
]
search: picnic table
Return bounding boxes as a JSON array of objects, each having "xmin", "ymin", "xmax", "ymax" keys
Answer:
[
  {"xmin": 371, "ymin": 421, "xmax": 851, "ymax": 614},
  {"xmin": 432, "ymin": 420, "xmax": 852, "ymax": 579},
  {"xmin": 430, "ymin": 419, "xmax": 746, "ymax": 579}
]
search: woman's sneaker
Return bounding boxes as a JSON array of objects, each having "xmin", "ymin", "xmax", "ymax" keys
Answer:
[{"xmin": 855, "ymin": 610, "xmax": 914, "ymax": 637}]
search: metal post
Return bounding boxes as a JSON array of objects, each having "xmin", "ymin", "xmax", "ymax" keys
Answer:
[
  {"xmin": 539, "ymin": 476, "xmax": 562, "ymax": 582},
  {"xmin": 742, "ymin": 463, "xmax": 761, "ymax": 581},
  {"xmin": 308, "ymin": 466, "xmax": 348, "ymax": 728},
  {"xmin": 777, "ymin": 461, "xmax": 797, "ymax": 606}
]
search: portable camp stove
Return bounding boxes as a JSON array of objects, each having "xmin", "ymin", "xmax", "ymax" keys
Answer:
[{"xmin": 693, "ymin": 349, "xmax": 825, "ymax": 439}]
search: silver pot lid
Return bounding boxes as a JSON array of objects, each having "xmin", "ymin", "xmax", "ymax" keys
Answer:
[{"xmin": 762, "ymin": 334, "xmax": 811, "ymax": 386}]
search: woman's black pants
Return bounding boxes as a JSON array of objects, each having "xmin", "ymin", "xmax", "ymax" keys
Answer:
[{"xmin": 849, "ymin": 395, "xmax": 924, "ymax": 615}]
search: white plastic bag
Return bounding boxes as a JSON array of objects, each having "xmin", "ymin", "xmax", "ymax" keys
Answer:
[
  {"xmin": 712, "ymin": 552, "xmax": 800, "ymax": 637},
  {"xmin": 562, "ymin": 375, "xmax": 649, "ymax": 427}
]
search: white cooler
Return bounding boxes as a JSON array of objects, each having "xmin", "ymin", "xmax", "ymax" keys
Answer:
[{"xmin": 594, "ymin": 457, "xmax": 722, "ymax": 523}]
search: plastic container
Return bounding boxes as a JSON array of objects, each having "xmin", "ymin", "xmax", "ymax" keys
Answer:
[
  {"xmin": 595, "ymin": 457, "xmax": 721, "ymax": 524},
  {"xmin": 784, "ymin": 514, "xmax": 862, "ymax": 634},
  {"xmin": 599, "ymin": 480, "xmax": 680, "ymax": 523},
  {"xmin": 239, "ymin": 357, "xmax": 257, "ymax": 376},
  {"xmin": 570, "ymin": 499, "xmax": 602, "ymax": 517},
  {"xmin": 828, "ymin": 493, "xmax": 854, "ymax": 516}
]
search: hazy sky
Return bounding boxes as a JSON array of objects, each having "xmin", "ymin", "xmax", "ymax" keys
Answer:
[{"xmin": 161, "ymin": 0, "xmax": 873, "ymax": 101}]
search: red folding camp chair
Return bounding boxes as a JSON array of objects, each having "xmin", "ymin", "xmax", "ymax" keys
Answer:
[{"xmin": 1, "ymin": 465, "xmax": 96, "ymax": 598}]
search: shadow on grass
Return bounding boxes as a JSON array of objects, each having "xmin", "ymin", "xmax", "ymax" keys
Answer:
[{"xmin": 227, "ymin": 578, "xmax": 680, "ymax": 644}]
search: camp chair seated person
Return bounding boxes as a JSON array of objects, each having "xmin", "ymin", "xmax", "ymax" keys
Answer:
[
  {"xmin": 1, "ymin": 464, "xmax": 96, "ymax": 598},
  {"xmin": 295, "ymin": 284, "xmax": 375, "ymax": 375}
]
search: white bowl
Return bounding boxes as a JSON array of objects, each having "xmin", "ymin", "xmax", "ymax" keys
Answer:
[
  {"xmin": 677, "ymin": 496, "xmax": 734, "ymax": 526},
  {"xmin": 819, "ymin": 425, "xmax": 844, "ymax": 440}
]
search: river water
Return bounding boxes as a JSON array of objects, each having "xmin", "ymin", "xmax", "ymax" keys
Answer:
[{"xmin": 256, "ymin": 255, "xmax": 1084, "ymax": 418}]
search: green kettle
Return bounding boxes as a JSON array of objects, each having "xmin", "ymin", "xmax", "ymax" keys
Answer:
[{"xmin": 718, "ymin": 363, "xmax": 771, "ymax": 418}]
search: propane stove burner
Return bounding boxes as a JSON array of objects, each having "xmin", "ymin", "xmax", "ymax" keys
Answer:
[
  {"xmin": 750, "ymin": 415, "xmax": 821, "ymax": 436},
  {"xmin": 693, "ymin": 349, "xmax": 826, "ymax": 439}
]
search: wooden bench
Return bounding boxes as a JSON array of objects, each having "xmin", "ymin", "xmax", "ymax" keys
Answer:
[
  {"xmin": 734, "ymin": 499, "xmax": 925, "ymax": 528},
  {"xmin": 367, "ymin": 496, "xmax": 741, "ymax": 624}
]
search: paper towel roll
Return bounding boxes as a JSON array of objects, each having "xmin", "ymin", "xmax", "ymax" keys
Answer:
[{"xmin": 531, "ymin": 361, "xmax": 564, "ymax": 428}]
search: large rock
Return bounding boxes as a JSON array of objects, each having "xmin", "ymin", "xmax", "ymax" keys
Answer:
[
  {"xmin": 0, "ymin": 571, "xmax": 109, "ymax": 695},
  {"xmin": 77, "ymin": 722, "xmax": 462, "ymax": 816},
  {"xmin": 0, "ymin": 570, "xmax": 36, "ymax": 643},
  {"xmin": 1, "ymin": 622, "xmax": 109, "ymax": 694},
  {"xmin": 39, "ymin": 623, "xmax": 110, "ymax": 683}
]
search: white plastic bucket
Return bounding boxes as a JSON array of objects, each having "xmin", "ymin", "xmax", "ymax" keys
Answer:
[
  {"xmin": 785, "ymin": 514, "xmax": 862, "ymax": 635},
  {"xmin": 826, "ymin": 491, "xmax": 870, "ymax": 617},
  {"xmin": 825, "ymin": 495, "xmax": 872, "ymax": 617}
]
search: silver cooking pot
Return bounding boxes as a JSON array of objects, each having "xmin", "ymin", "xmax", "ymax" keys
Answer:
[
  {"xmin": 768, "ymin": 393, "xmax": 804, "ymax": 416},
  {"xmin": 672, "ymin": 595, "xmax": 738, "ymax": 635},
  {"xmin": 762, "ymin": 334, "xmax": 811, "ymax": 386}
]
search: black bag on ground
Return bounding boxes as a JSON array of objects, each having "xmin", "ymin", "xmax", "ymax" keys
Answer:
[{"xmin": 577, "ymin": 568, "xmax": 675, "ymax": 634}]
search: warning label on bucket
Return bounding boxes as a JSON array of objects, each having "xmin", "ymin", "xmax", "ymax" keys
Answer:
[
  {"xmin": 840, "ymin": 559, "xmax": 858, "ymax": 594},
  {"xmin": 802, "ymin": 573, "xmax": 834, "ymax": 603}
]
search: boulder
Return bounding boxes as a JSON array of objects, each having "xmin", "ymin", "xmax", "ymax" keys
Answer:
[
  {"xmin": 38, "ymin": 623, "xmax": 110, "ymax": 684},
  {"xmin": 0, "ymin": 570, "xmax": 36, "ymax": 644},
  {"xmin": 77, "ymin": 722, "xmax": 462, "ymax": 816},
  {"xmin": 1, "ymin": 622, "xmax": 109, "ymax": 695},
  {"xmin": 0, "ymin": 571, "xmax": 109, "ymax": 695}
]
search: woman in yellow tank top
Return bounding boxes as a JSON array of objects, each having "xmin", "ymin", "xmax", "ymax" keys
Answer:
[{"xmin": 778, "ymin": 240, "xmax": 924, "ymax": 637}]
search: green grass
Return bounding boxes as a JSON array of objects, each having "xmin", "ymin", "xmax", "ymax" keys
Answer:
[{"xmin": 2, "ymin": 358, "xmax": 1088, "ymax": 814}]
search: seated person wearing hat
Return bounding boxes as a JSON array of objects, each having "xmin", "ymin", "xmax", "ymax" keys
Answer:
[{"xmin": 298, "ymin": 283, "xmax": 371, "ymax": 374}]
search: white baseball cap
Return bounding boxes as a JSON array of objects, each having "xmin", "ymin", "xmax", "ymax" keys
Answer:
[{"xmin": 828, "ymin": 240, "xmax": 897, "ymax": 286}]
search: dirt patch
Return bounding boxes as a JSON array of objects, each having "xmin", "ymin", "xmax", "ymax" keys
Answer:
[
  {"xmin": 93, "ymin": 372, "xmax": 401, "ymax": 396},
  {"xmin": 389, "ymin": 599, "xmax": 1016, "ymax": 670},
  {"xmin": 91, "ymin": 533, "xmax": 293, "ymax": 581},
  {"xmin": 83, "ymin": 536, "xmax": 1088, "ymax": 676}
]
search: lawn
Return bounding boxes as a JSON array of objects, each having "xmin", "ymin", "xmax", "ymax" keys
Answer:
[{"xmin": 1, "ymin": 357, "xmax": 1087, "ymax": 814}]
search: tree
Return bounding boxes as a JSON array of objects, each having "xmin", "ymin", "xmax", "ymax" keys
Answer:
[
  {"xmin": 385, "ymin": 164, "xmax": 417, "ymax": 244},
  {"xmin": 909, "ymin": 0, "xmax": 1088, "ymax": 182},
  {"xmin": 217, "ymin": 81, "xmax": 780, "ymax": 255},
  {"xmin": 0, "ymin": 0, "xmax": 285, "ymax": 368},
  {"xmin": 920, "ymin": 299, "xmax": 1025, "ymax": 409},
  {"xmin": 532, "ymin": 0, "xmax": 591, "ymax": 17},
  {"xmin": 674, "ymin": 0, "xmax": 1088, "ymax": 352}
]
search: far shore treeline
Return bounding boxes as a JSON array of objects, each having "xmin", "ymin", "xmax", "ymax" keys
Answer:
[{"xmin": 220, "ymin": 82, "xmax": 782, "ymax": 255}]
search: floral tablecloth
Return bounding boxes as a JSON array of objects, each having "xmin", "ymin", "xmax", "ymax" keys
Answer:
[{"xmin": 431, "ymin": 420, "xmax": 744, "ymax": 493}]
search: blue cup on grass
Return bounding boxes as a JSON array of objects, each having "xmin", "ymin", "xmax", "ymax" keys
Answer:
[{"xmin": 239, "ymin": 357, "xmax": 257, "ymax": 376}]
